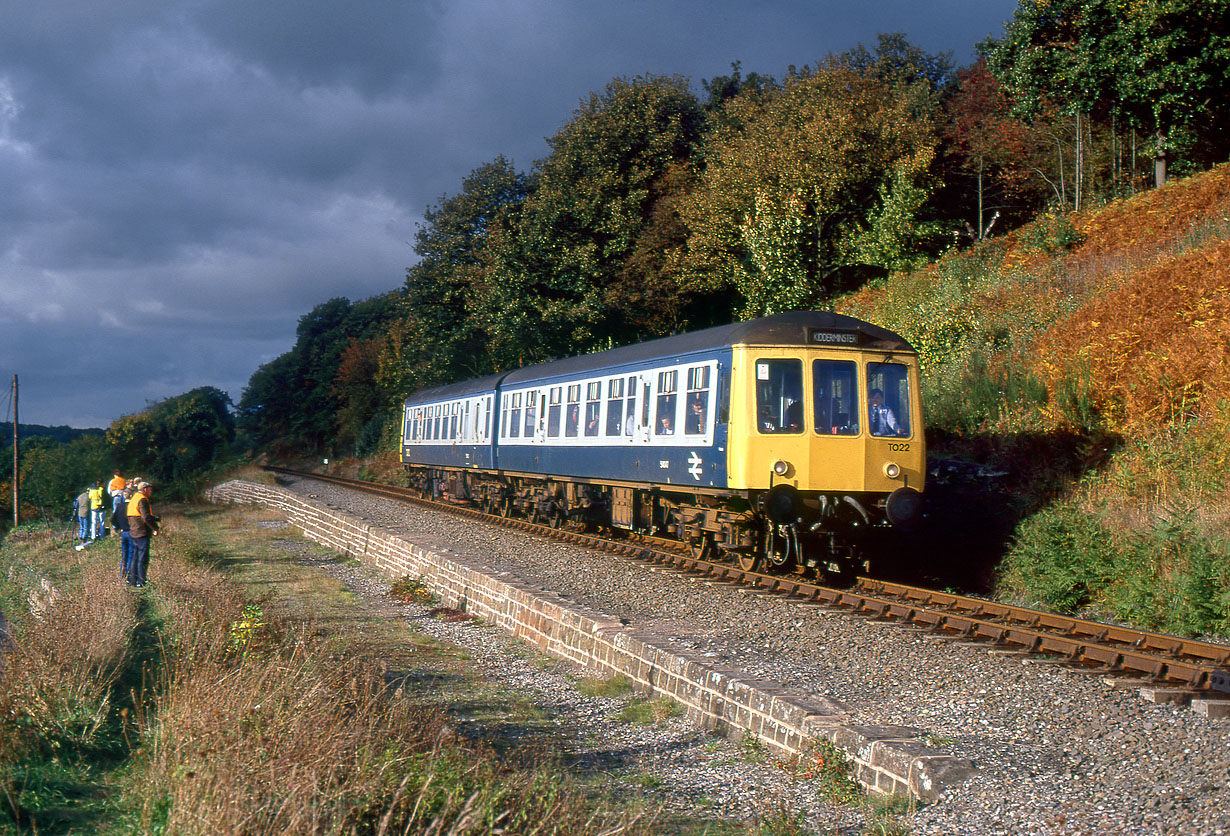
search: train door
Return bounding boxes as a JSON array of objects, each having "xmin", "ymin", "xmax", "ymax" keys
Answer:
[
  {"xmin": 533, "ymin": 388, "xmax": 548, "ymax": 443},
  {"xmin": 634, "ymin": 373, "xmax": 653, "ymax": 443}
]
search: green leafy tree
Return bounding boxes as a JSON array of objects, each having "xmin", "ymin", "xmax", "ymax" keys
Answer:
[
  {"xmin": 473, "ymin": 74, "xmax": 706, "ymax": 366},
  {"xmin": 985, "ymin": 0, "xmax": 1230, "ymax": 187},
  {"xmin": 107, "ymin": 387, "xmax": 235, "ymax": 495},
  {"xmin": 701, "ymin": 60, "xmax": 778, "ymax": 112},
  {"xmin": 681, "ymin": 66, "xmax": 941, "ymax": 316},
  {"xmin": 2, "ymin": 434, "xmax": 111, "ymax": 527},
  {"xmin": 404, "ymin": 157, "xmax": 530, "ymax": 383}
]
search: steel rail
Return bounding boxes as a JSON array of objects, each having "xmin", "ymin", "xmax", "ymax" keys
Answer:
[{"xmin": 264, "ymin": 466, "xmax": 1230, "ymax": 694}]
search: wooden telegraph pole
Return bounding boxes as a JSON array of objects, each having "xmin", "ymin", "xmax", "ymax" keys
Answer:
[{"xmin": 11, "ymin": 375, "xmax": 17, "ymax": 527}]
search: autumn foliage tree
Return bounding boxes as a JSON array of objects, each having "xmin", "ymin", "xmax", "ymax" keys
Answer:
[
  {"xmin": 945, "ymin": 60, "xmax": 1053, "ymax": 236},
  {"xmin": 682, "ymin": 65, "xmax": 942, "ymax": 316}
]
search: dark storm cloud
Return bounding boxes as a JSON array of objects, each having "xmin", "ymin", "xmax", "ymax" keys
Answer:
[
  {"xmin": 191, "ymin": 0, "xmax": 448, "ymax": 96},
  {"xmin": 0, "ymin": 0, "xmax": 1018, "ymax": 428}
]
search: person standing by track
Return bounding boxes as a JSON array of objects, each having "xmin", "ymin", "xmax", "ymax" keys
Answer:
[
  {"xmin": 107, "ymin": 470, "xmax": 127, "ymax": 515},
  {"xmin": 88, "ymin": 480, "xmax": 106, "ymax": 539},
  {"xmin": 74, "ymin": 488, "xmax": 91, "ymax": 543},
  {"xmin": 112, "ymin": 484, "xmax": 136, "ymax": 579},
  {"xmin": 125, "ymin": 482, "xmax": 159, "ymax": 587}
]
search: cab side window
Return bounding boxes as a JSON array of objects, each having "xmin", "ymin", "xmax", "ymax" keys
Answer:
[
  {"xmin": 867, "ymin": 362, "xmax": 912, "ymax": 437},
  {"xmin": 755, "ymin": 360, "xmax": 803, "ymax": 434}
]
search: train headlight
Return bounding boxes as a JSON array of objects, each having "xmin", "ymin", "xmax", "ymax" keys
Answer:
[
  {"xmin": 883, "ymin": 462, "xmax": 901, "ymax": 479},
  {"xmin": 773, "ymin": 460, "xmax": 791, "ymax": 476}
]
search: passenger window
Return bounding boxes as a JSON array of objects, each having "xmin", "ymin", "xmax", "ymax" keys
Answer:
[
  {"xmin": 584, "ymin": 382, "xmax": 601, "ymax": 437},
  {"xmin": 547, "ymin": 387, "xmax": 562, "ymax": 438},
  {"xmin": 656, "ymin": 370, "xmax": 677, "ymax": 435},
  {"xmin": 624, "ymin": 376, "xmax": 636, "ymax": 435},
  {"xmin": 509, "ymin": 392, "xmax": 521, "ymax": 438},
  {"xmin": 606, "ymin": 378, "xmax": 624, "ymax": 436},
  {"xmin": 566, "ymin": 384, "xmax": 581, "ymax": 437},
  {"xmin": 867, "ymin": 362, "xmax": 912, "ymax": 437},
  {"xmin": 685, "ymin": 366, "xmax": 710, "ymax": 435},
  {"xmin": 524, "ymin": 391, "xmax": 538, "ymax": 437},
  {"xmin": 756, "ymin": 360, "xmax": 803, "ymax": 434}
]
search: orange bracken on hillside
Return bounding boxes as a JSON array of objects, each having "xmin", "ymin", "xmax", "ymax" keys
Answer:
[
  {"xmin": 1033, "ymin": 238, "xmax": 1230, "ymax": 435},
  {"xmin": 1071, "ymin": 164, "xmax": 1230, "ymax": 263}
]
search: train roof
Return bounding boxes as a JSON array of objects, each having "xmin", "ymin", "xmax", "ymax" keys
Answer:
[
  {"xmin": 504, "ymin": 311, "xmax": 911, "ymax": 385},
  {"xmin": 403, "ymin": 371, "xmax": 508, "ymax": 406},
  {"xmin": 403, "ymin": 311, "xmax": 912, "ymax": 404}
]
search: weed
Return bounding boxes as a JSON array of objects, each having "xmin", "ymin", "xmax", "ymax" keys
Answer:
[
  {"xmin": 1020, "ymin": 210, "xmax": 1085, "ymax": 253},
  {"xmin": 737, "ymin": 731, "xmax": 770, "ymax": 764},
  {"xmin": 997, "ymin": 502, "xmax": 1115, "ymax": 614},
  {"xmin": 226, "ymin": 603, "xmax": 270, "ymax": 658},
  {"xmin": 753, "ymin": 805, "xmax": 809, "ymax": 835},
  {"xmin": 616, "ymin": 697, "xmax": 683, "ymax": 725},
  {"xmin": 578, "ymin": 673, "xmax": 635, "ymax": 698},
  {"xmin": 388, "ymin": 574, "xmax": 437, "ymax": 606},
  {"xmin": 781, "ymin": 740, "xmax": 863, "ymax": 806}
]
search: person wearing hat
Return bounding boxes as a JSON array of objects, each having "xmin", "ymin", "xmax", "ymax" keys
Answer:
[{"xmin": 125, "ymin": 482, "xmax": 160, "ymax": 587}]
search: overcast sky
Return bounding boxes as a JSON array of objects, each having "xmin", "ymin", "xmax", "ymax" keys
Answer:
[{"xmin": 0, "ymin": 0, "xmax": 1018, "ymax": 429}]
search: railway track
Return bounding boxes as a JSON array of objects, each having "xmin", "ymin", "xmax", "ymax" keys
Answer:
[{"xmin": 267, "ymin": 466, "xmax": 1230, "ymax": 698}]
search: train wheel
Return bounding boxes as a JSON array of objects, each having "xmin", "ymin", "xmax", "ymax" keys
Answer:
[
  {"xmin": 548, "ymin": 509, "xmax": 566, "ymax": 529},
  {"xmin": 736, "ymin": 552, "xmax": 760, "ymax": 573}
]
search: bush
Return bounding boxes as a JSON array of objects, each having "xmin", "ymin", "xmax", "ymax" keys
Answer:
[
  {"xmin": 1102, "ymin": 506, "xmax": 1230, "ymax": 637},
  {"xmin": 997, "ymin": 502, "xmax": 1115, "ymax": 613}
]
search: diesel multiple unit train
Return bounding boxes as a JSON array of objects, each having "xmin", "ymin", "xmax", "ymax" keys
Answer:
[{"xmin": 399, "ymin": 310, "xmax": 924, "ymax": 577}]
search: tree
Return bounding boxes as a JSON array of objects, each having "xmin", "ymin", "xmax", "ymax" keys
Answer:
[
  {"xmin": 944, "ymin": 60, "xmax": 1053, "ymax": 237},
  {"xmin": 472, "ymin": 74, "xmax": 706, "ymax": 366},
  {"xmin": 108, "ymin": 387, "xmax": 235, "ymax": 495},
  {"xmin": 701, "ymin": 61, "xmax": 777, "ymax": 112},
  {"xmin": 403, "ymin": 157, "xmax": 530, "ymax": 384},
  {"xmin": 237, "ymin": 294, "xmax": 402, "ymax": 451},
  {"xmin": 830, "ymin": 32, "xmax": 956, "ymax": 113},
  {"xmin": 985, "ymin": 0, "xmax": 1230, "ymax": 188},
  {"xmin": 681, "ymin": 66, "xmax": 941, "ymax": 316},
  {"xmin": 1, "ymin": 434, "xmax": 110, "ymax": 527}
]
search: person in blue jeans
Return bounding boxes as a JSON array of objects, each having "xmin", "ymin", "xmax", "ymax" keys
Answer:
[
  {"xmin": 125, "ymin": 482, "xmax": 160, "ymax": 587},
  {"xmin": 74, "ymin": 490, "xmax": 91, "ymax": 542},
  {"xmin": 112, "ymin": 485, "xmax": 136, "ymax": 578}
]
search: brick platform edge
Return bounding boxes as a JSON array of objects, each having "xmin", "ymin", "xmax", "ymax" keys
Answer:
[{"xmin": 205, "ymin": 479, "xmax": 977, "ymax": 801}]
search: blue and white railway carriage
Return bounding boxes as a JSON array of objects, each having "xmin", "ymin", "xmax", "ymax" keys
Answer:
[
  {"xmin": 400, "ymin": 372, "xmax": 501, "ymax": 500},
  {"xmin": 495, "ymin": 333, "xmax": 731, "ymax": 529},
  {"xmin": 400, "ymin": 311, "xmax": 926, "ymax": 576}
]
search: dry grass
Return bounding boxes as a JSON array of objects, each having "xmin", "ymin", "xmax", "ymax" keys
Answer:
[
  {"xmin": 123, "ymin": 513, "xmax": 659, "ymax": 836},
  {"xmin": 0, "ymin": 512, "xmax": 664, "ymax": 835},
  {"xmin": 0, "ymin": 560, "xmax": 137, "ymax": 760},
  {"xmin": 1033, "ymin": 239, "xmax": 1230, "ymax": 437}
]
